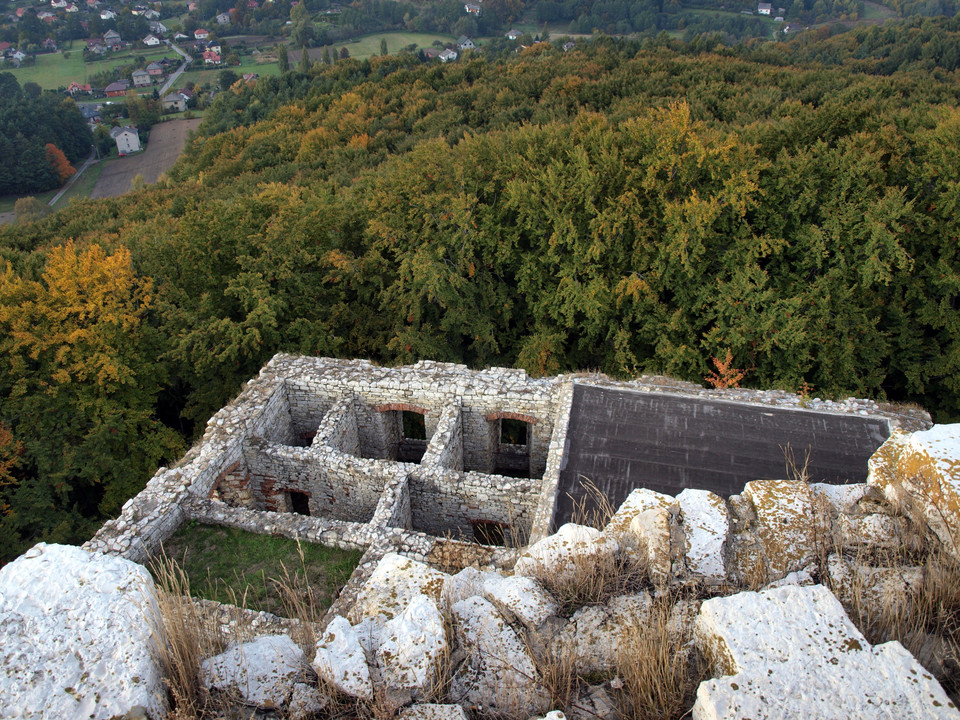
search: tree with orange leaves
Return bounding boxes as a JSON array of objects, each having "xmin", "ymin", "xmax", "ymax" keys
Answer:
[{"xmin": 44, "ymin": 143, "xmax": 75, "ymax": 185}]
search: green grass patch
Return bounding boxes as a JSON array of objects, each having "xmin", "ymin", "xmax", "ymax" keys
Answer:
[
  {"xmin": 7, "ymin": 47, "xmax": 176, "ymax": 90},
  {"xmin": 153, "ymin": 522, "xmax": 363, "ymax": 616},
  {"xmin": 50, "ymin": 160, "xmax": 105, "ymax": 210},
  {"xmin": 338, "ymin": 31, "xmax": 455, "ymax": 60},
  {"xmin": 0, "ymin": 189, "xmax": 57, "ymax": 214},
  {"xmin": 176, "ymin": 54, "xmax": 281, "ymax": 89},
  {"xmin": 861, "ymin": 0, "xmax": 896, "ymax": 19}
]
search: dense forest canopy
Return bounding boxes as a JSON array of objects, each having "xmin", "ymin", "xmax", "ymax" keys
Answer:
[
  {"xmin": 2, "ymin": 25, "xmax": 960, "ymax": 563},
  {"xmin": 0, "ymin": 74, "xmax": 91, "ymax": 196}
]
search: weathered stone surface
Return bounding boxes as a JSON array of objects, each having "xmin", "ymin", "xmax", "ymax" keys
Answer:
[
  {"xmin": 514, "ymin": 523, "xmax": 618, "ymax": 586},
  {"xmin": 201, "ymin": 634, "xmax": 306, "ymax": 709},
  {"xmin": 825, "ymin": 554, "xmax": 923, "ymax": 619},
  {"xmin": 451, "ymin": 596, "xmax": 548, "ymax": 717},
  {"xmin": 837, "ymin": 512, "xmax": 908, "ymax": 551},
  {"xmin": 693, "ymin": 584, "xmax": 958, "ymax": 719},
  {"xmin": 868, "ymin": 425, "xmax": 960, "ymax": 560},
  {"xmin": 288, "ymin": 682, "xmax": 328, "ymax": 720},
  {"xmin": 554, "ymin": 593, "xmax": 652, "ymax": 674},
  {"xmin": 0, "ymin": 543, "xmax": 165, "ymax": 720},
  {"xmin": 677, "ymin": 489, "xmax": 729, "ymax": 582},
  {"xmin": 349, "ymin": 553, "xmax": 448, "ymax": 624},
  {"xmin": 810, "ymin": 482, "xmax": 873, "ymax": 515},
  {"xmin": 605, "ymin": 488, "xmax": 675, "ymax": 579},
  {"xmin": 741, "ymin": 479, "xmax": 815, "ymax": 580},
  {"xmin": 376, "ymin": 594, "xmax": 447, "ymax": 700},
  {"xmin": 399, "ymin": 703, "xmax": 471, "ymax": 720},
  {"xmin": 443, "ymin": 567, "xmax": 557, "ymax": 627},
  {"xmin": 313, "ymin": 616, "xmax": 373, "ymax": 700}
]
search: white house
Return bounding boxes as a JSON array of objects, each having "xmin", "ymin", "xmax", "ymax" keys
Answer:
[
  {"xmin": 100, "ymin": 8, "xmax": 116, "ymax": 18},
  {"xmin": 758, "ymin": 2, "xmax": 772, "ymax": 14},
  {"xmin": 142, "ymin": 34, "xmax": 160, "ymax": 46},
  {"xmin": 457, "ymin": 35, "xmax": 475, "ymax": 50},
  {"xmin": 505, "ymin": 28, "xmax": 522, "ymax": 40},
  {"xmin": 216, "ymin": 11, "xmax": 230, "ymax": 24},
  {"xmin": 439, "ymin": 48, "xmax": 458, "ymax": 62},
  {"xmin": 110, "ymin": 126, "xmax": 141, "ymax": 155}
]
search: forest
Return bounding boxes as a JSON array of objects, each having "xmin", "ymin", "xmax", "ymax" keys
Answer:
[
  {"xmin": 0, "ymin": 74, "xmax": 91, "ymax": 195},
  {"xmin": 2, "ymin": 24, "xmax": 960, "ymax": 563}
]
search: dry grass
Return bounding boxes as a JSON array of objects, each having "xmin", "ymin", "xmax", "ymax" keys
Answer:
[{"xmin": 614, "ymin": 594, "xmax": 703, "ymax": 720}]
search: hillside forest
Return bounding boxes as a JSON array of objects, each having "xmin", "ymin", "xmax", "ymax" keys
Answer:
[{"xmin": 2, "ymin": 24, "xmax": 960, "ymax": 563}]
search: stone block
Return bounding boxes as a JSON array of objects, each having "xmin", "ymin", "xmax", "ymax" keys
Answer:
[
  {"xmin": 741, "ymin": 479, "xmax": 815, "ymax": 580},
  {"xmin": 677, "ymin": 489, "xmax": 729, "ymax": 582}
]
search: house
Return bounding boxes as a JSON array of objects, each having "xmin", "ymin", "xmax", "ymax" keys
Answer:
[
  {"xmin": 757, "ymin": 2, "xmax": 772, "ymax": 13},
  {"xmin": 51, "ymin": 0, "xmax": 67, "ymax": 8},
  {"xmin": 563, "ymin": 41, "xmax": 576, "ymax": 51},
  {"xmin": 464, "ymin": 3, "xmax": 480, "ymax": 14},
  {"xmin": 146, "ymin": 60, "xmax": 163, "ymax": 75},
  {"xmin": 457, "ymin": 35, "xmax": 474, "ymax": 50},
  {"xmin": 202, "ymin": 49, "xmax": 220, "ymax": 64},
  {"xmin": 110, "ymin": 126, "xmax": 140, "ymax": 154},
  {"xmin": 0, "ymin": 42, "xmax": 10, "ymax": 53},
  {"xmin": 79, "ymin": 104, "xmax": 100, "ymax": 123},
  {"xmin": 242, "ymin": 72, "xmax": 258, "ymax": 81},
  {"xmin": 178, "ymin": 86, "xmax": 195, "ymax": 100},
  {"xmin": 206, "ymin": 39, "xmax": 221, "ymax": 53},
  {"xmin": 65, "ymin": 3, "xmax": 79, "ymax": 11},
  {"xmin": 43, "ymin": 38, "xmax": 58, "ymax": 51},
  {"xmin": 144, "ymin": 8, "xmax": 159, "ymax": 19},
  {"xmin": 100, "ymin": 8, "xmax": 116, "ymax": 19},
  {"xmin": 194, "ymin": 28, "xmax": 209, "ymax": 39},
  {"xmin": 505, "ymin": 28, "xmax": 522, "ymax": 40},
  {"xmin": 187, "ymin": 0, "xmax": 197, "ymax": 9},
  {"xmin": 216, "ymin": 11, "xmax": 230, "ymax": 24},
  {"xmin": 149, "ymin": 20, "xmax": 167, "ymax": 34},
  {"xmin": 38, "ymin": 11, "xmax": 56, "ymax": 21},
  {"xmin": 67, "ymin": 81, "xmax": 92, "ymax": 94},
  {"xmin": 439, "ymin": 48, "xmax": 457, "ymax": 62},
  {"xmin": 131, "ymin": 68, "xmax": 151, "ymax": 86},
  {"xmin": 422, "ymin": 47, "xmax": 440, "ymax": 60},
  {"xmin": 142, "ymin": 34, "xmax": 160, "ymax": 46},
  {"xmin": 104, "ymin": 29, "xmax": 121, "ymax": 46},
  {"xmin": 174, "ymin": 32, "xmax": 189, "ymax": 41},
  {"xmin": 161, "ymin": 92, "xmax": 185, "ymax": 111},
  {"xmin": 104, "ymin": 80, "xmax": 129, "ymax": 96},
  {"xmin": 11, "ymin": 49, "xmax": 25, "ymax": 62}
]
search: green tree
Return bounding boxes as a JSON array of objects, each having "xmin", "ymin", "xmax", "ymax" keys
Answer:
[{"xmin": 278, "ymin": 43, "xmax": 289, "ymax": 72}]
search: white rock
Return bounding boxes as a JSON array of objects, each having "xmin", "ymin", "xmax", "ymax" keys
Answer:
[
  {"xmin": 349, "ymin": 553, "xmax": 448, "ymax": 624},
  {"xmin": 514, "ymin": 523, "xmax": 618, "ymax": 586},
  {"xmin": 605, "ymin": 489, "xmax": 676, "ymax": 580},
  {"xmin": 825, "ymin": 554, "xmax": 923, "ymax": 619},
  {"xmin": 741, "ymin": 479, "xmax": 815, "ymax": 580},
  {"xmin": 377, "ymin": 594, "xmax": 447, "ymax": 699},
  {"xmin": 399, "ymin": 703, "xmax": 471, "ymax": 720},
  {"xmin": 693, "ymin": 584, "xmax": 958, "ymax": 719},
  {"xmin": 451, "ymin": 596, "xmax": 548, "ymax": 717},
  {"xmin": 761, "ymin": 566, "xmax": 815, "ymax": 590},
  {"xmin": 287, "ymin": 682, "xmax": 328, "ymax": 720},
  {"xmin": 444, "ymin": 568, "xmax": 558, "ymax": 627},
  {"xmin": 677, "ymin": 489, "xmax": 729, "ymax": 582},
  {"xmin": 313, "ymin": 616, "xmax": 373, "ymax": 700},
  {"xmin": 0, "ymin": 543, "xmax": 166, "ymax": 720},
  {"xmin": 201, "ymin": 634, "xmax": 306, "ymax": 709},
  {"xmin": 810, "ymin": 482, "xmax": 872, "ymax": 514},
  {"xmin": 868, "ymin": 425, "xmax": 960, "ymax": 561},
  {"xmin": 837, "ymin": 513, "xmax": 908, "ymax": 551},
  {"xmin": 555, "ymin": 593, "xmax": 651, "ymax": 674}
]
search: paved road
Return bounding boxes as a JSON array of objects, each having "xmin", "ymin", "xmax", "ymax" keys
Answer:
[
  {"xmin": 159, "ymin": 42, "xmax": 192, "ymax": 96},
  {"xmin": 554, "ymin": 384, "xmax": 890, "ymax": 526},
  {"xmin": 48, "ymin": 148, "xmax": 97, "ymax": 207}
]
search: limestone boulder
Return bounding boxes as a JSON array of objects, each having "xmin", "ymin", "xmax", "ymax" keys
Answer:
[
  {"xmin": 868, "ymin": 425, "xmax": 960, "ymax": 561},
  {"xmin": 287, "ymin": 682, "xmax": 328, "ymax": 720},
  {"xmin": 445, "ymin": 568, "xmax": 558, "ymax": 627},
  {"xmin": 0, "ymin": 543, "xmax": 166, "ymax": 720},
  {"xmin": 604, "ymin": 488, "xmax": 676, "ymax": 580},
  {"xmin": 376, "ymin": 594, "xmax": 448, "ymax": 701},
  {"xmin": 693, "ymin": 584, "xmax": 958, "ymax": 719},
  {"xmin": 514, "ymin": 523, "xmax": 618, "ymax": 587},
  {"xmin": 825, "ymin": 554, "xmax": 924, "ymax": 619},
  {"xmin": 313, "ymin": 616, "xmax": 373, "ymax": 700},
  {"xmin": 553, "ymin": 593, "xmax": 651, "ymax": 674},
  {"xmin": 677, "ymin": 489, "xmax": 729, "ymax": 583},
  {"xmin": 201, "ymin": 634, "xmax": 307, "ymax": 709},
  {"xmin": 837, "ymin": 512, "xmax": 909, "ymax": 552},
  {"xmin": 399, "ymin": 704, "xmax": 471, "ymax": 720},
  {"xmin": 740, "ymin": 479, "xmax": 815, "ymax": 580},
  {"xmin": 810, "ymin": 482, "xmax": 874, "ymax": 515},
  {"xmin": 451, "ymin": 596, "xmax": 548, "ymax": 717},
  {"xmin": 349, "ymin": 553, "xmax": 448, "ymax": 625}
]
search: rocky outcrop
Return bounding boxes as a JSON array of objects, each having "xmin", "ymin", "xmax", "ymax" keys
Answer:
[
  {"xmin": 200, "ymin": 634, "xmax": 308, "ymax": 708},
  {"xmin": 0, "ymin": 543, "xmax": 166, "ymax": 720},
  {"xmin": 693, "ymin": 584, "xmax": 958, "ymax": 719}
]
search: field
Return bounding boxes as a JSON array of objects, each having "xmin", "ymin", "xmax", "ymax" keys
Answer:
[
  {"xmin": 155, "ymin": 522, "xmax": 363, "ymax": 614},
  {"xmin": 174, "ymin": 53, "xmax": 281, "ymax": 89},
  {"xmin": 289, "ymin": 32, "xmax": 454, "ymax": 64},
  {"xmin": 90, "ymin": 117, "xmax": 201, "ymax": 198},
  {"xmin": 6, "ymin": 46, "xmax": 176, "ymax": 90}
]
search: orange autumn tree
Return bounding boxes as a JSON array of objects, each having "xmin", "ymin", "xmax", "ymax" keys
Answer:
[
  {"xmin": 0, "ymin": 242, "xmax": 182, "ymax": 560},
  {"xmin": 44, "ymin": 143, "xmax": 75, "ymax": 185}
]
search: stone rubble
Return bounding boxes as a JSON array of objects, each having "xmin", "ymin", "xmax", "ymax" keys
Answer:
[{"xmin": 200, "ymin": 634, "xmax": 308, "ymax": 709}]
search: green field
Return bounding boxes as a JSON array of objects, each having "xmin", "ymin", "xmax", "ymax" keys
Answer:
[
  {"xmin": 861, "ymin": 0, "xmax": 896, "ymax": 19},
  {"xmin": 7, "ymin": 47, "xmax": 177, "ymax": 90},
  {"xmin": 176, "ymin": 54, "xmax": 282, "ymax": 89},
  {"xmin": 337, "ymin": 32, "xmax": 455, "ymax": 60}
]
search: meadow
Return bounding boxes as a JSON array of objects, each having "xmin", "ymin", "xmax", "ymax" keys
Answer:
[{"xmin": 6, "ymin": 46, "xmax": 174, "ymax": 90}]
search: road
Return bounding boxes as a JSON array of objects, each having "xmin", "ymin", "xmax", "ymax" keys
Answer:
[
  {"xmin": 47, "ymin": 148, "xmax": 97, "ymax": 207},
  {"xmin": 159, "ymin": 42, "xmax": 192, "ymax": 96}
]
